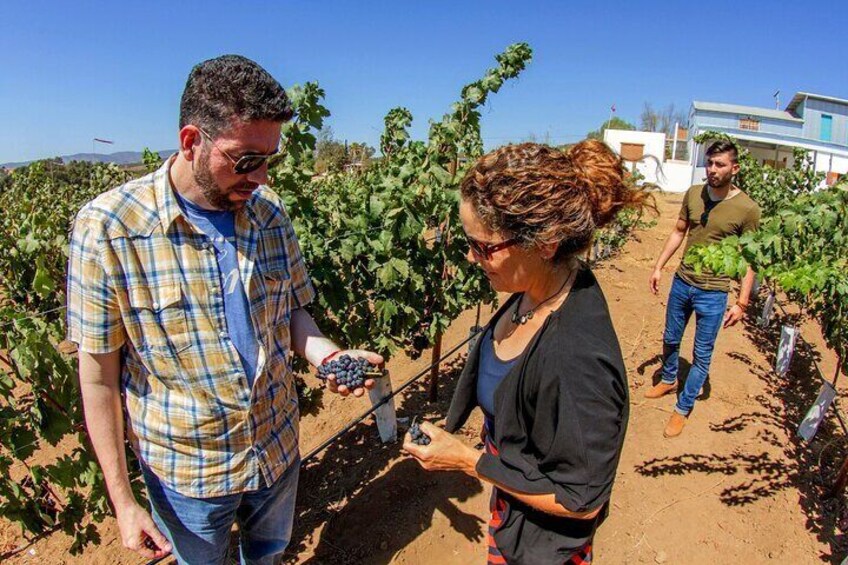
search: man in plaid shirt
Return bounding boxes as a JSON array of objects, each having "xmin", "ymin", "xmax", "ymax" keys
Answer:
[{"xmin": 67, "ymin": 55, "xmax": 381, "ymax": 564}]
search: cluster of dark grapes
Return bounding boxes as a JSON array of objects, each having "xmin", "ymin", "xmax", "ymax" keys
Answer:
[
  {"xmin": 316, "ymin": 354, "xmax": 380, "ymax": 390},
  {"xmin": 409, "ymin": 420, "xmax": 431, "ymax": 446}
]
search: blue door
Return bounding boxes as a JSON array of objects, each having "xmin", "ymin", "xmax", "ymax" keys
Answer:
[{"xmin": 821, "ymin": 115, "xmax": 833, "ymax": 142}]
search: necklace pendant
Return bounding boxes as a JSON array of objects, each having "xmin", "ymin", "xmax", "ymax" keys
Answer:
[{"xmin": 512, "ymin": 309, "xmax": 534, "ymax": 325}]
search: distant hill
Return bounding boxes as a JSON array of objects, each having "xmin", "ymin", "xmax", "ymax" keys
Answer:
[{"xmin": 2, "ymin": 150, "xmax": 175, "ymax": 169}]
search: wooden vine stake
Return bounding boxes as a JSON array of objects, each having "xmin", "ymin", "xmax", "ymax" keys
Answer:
[
  {"xmin": 429, "ymin": 332, "xmax": 443, "ymax": 403},
  {"xmin": 823, "ymin": 356, "xmax": 848, "ymax": 499},
  {"xmin": 430, "ymin": 158, "xmax": 458, "ymax": 403}
]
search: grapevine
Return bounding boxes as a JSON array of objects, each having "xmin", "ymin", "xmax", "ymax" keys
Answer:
[{"xmin": 0, "ymin": 42, "xmax": 661, "ymax": 553}]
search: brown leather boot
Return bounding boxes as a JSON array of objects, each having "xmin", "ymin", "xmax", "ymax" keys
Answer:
[
  {"xmin": 664, "ymin": 412, "xmax": 687, "ymax": 438},
  {"xmin": 644, "ymin": 380, "xmax": 678, "ymax": 399}
]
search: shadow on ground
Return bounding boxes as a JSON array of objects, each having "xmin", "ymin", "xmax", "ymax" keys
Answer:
[
  {"xmin": 634, "ymin": 305, "xmax": 848, "ymax": 563},
  {"xmin": 636, "ymin": 354, "xmax": 705, "ymax": 401},
  {"xmin": 284, "ymin": 357, "xmax": 484, "ymax": 564}
]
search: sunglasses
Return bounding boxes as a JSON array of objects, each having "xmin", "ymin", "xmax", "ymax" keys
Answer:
[
  {"xmin": 197, "ymin": 127, "xmax": 280, "ymax": 174},
  {"xmin": 465, "ymin": 234, "xmax": 520, "ymax": 260}
]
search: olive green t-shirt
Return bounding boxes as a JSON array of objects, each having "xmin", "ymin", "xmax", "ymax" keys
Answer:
[{"xmin": 677, "ymin": 184, "xmax": 761, "ymax": 292}]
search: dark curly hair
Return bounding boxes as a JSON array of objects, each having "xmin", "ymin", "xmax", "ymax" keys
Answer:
[
  {"xmin": 460, "ymin": 140, "xmax": 654, "ymax": 263},
  {"xmin": 179, "ymin": 54, "xmax": 294, "ymax": 136}
]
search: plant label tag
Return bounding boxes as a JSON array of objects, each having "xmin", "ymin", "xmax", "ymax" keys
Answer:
[
  {"xmin": 368, "ymin": 374, "xmax": 397, "ymax": 443},
  {"xmin": 798, "ymin": 381, "xmax": 837, "ymax": 442},
  {"xmin": 775, "ymin": 324, "xmax": 798, "ymax": 376},
  {"xmin": 759, "ymin": 292, "xmax": 775, "ymax": 328}
]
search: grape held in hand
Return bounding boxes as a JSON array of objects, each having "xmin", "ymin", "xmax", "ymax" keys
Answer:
[
  {"xmin": 316, "ymin": 354, "xmax": 383, "ymax": 390},
  {"xmin": 409, "ymin": 420, "xmax": 431, "ymax": 446}
]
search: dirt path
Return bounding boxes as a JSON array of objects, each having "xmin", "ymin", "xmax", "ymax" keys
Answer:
[{"xmin": 3, "ymin": 193, "xmax": 846, "ymax": 564}]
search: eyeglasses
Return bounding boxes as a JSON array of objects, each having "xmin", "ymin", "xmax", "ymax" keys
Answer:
[
  {"xmin": 465, "ymin": 233, "xmax": 519, "ymax": 260},
  {"xmin": 196, "ymin": 127, "xmax": 280, "ymax": 174}
]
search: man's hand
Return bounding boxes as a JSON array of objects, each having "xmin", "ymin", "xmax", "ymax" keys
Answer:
[
  {"xmin": 324, "ymin": 349, "xmax": 384, "ymax": 397},
  {"xmin": 115, "ymin": 502, "xmax": 171, "ymax": 559},
  {"xmin": 649, "ymin": 268, "xmax": 663, "ymax": 295},
  {"xmin": 723, "ymin": 304, "xmax": 746, "ymax": 328}
]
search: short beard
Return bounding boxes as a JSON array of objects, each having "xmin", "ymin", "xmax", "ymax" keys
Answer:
[
  {"xmin": 194, "ymin": 150, "xmax": 235, "ymax": 211},
  {"xmin": 708, "ymin": 175, "xmax": 732, "ymax": 190}
]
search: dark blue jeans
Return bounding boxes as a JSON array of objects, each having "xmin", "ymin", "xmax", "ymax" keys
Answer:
[
  {"xmin": 141, "ymin": 458, "xmax": 300, "ymax": 565},
  {"xmin": 661, "ymin": 275, "xmax": 728, "ymax": 415}
]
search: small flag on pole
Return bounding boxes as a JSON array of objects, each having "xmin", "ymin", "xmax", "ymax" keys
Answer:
[{"xmin": 610, "ymin": 104, "xmax": 616, "ymax": 113}]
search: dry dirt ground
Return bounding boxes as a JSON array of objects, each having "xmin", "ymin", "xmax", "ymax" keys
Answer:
[{"xmin": 3, "ymin": 193, "xmax": 847, "ymax": 564}]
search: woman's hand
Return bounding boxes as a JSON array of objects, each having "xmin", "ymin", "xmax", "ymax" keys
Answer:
[
  {"xmin": 324, "ymin": 350, "xmax": 384, "ymax": 397},
  {"xmin": 403, "ymin": 421, "xmax": 481, "ymax": 475}
]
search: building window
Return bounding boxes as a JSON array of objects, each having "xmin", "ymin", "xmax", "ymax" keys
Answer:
[
  {"xmin": 821, "ymin": 114, "xmax": 833, "ymax": 142},
  {"xmin": 739, "ymin": 118, "xmax": 759, "ymax": 131}
]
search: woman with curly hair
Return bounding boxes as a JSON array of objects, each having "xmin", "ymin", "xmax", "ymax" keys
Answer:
[{"xmin": 404, "ymin": 140, "xmax": 650, "ymax": 563}]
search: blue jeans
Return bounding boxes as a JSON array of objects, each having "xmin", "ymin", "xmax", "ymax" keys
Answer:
[
  {"xmin": 661, "ymin": 275, "xmax": 728, "ymax": 415},
  {"xmin": 141, "ymin": 459, "xmax": 300, "ymax": 565}
]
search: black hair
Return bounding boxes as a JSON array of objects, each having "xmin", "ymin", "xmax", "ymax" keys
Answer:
[
  {"xmin": 705, "ymin": 140, "xmax": 738, "ymax": 163},
  {"xmin": 179, "ymin": 55, "xmax": 293, "ymax": 136}
]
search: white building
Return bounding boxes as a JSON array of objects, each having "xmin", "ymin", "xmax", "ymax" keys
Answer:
[
  {"xmin": 603, "ymin": 129, "xmax": 693, "ymax": 192},
  {"xmin": 688, "ymin": 93, "xmax": 848, "ymax": 187}
]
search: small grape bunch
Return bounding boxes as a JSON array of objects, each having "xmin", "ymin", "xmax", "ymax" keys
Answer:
[
  {"xmin": 409, "ymin": 419, "xmax": 431, "ymax": 446},
  {"xmin": 317, "ymin": 354, "xmax": 383, "ymax": 390}
]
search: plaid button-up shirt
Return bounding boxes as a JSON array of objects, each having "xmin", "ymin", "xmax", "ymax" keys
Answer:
[{"xmin": 67, "ymin": 159, "xmax": 315, "ymax": 497}]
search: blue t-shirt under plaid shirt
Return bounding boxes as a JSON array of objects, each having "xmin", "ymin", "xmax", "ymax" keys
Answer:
[{"xmin": 176, "ymin": 192, "xmax": 259, "ymax": 388}]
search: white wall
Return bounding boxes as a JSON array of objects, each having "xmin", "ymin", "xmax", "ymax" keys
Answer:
[
  {"xmin": 604, "ymin": 130, "xmax": 666, "ymax": 184},
  {"xmin": 603, "ymin": 129, "xmax": 694, "ymax": 192},
  {"xmin": 832, "ymin": 154, "xmax": 848, "ymax": 175},
  {"xmin": 661, "ymin": 161, "xmax": 695, "ymax": 192}
]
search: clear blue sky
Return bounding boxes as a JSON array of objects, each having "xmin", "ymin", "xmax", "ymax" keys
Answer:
[{"xmin": 2, "ymin": 0, "xmax": 847, "ymax": 164}]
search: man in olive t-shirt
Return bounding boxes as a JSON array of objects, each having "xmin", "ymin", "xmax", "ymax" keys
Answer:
[{"xmin": 646, "ymin": 140, "xmax": 761, "ymax": 438}]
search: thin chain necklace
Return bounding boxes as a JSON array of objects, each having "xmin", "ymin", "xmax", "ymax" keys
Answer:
[{"xmin": 511, "ymin": 268, "xmax": 576, "ymax": 325}]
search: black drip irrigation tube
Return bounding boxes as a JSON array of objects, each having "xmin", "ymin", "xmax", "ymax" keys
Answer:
[{"xmin": 143, "ymin": 328, "xmax": 481, "ymax": 565}]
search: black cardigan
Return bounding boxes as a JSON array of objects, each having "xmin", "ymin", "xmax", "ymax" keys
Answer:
[{"xmin": 446, "ymin": 266, "xmax": 629, "ymax": 563}]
